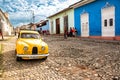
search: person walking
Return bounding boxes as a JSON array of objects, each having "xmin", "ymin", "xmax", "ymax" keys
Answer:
[
  {"xmin": 72, "ymin": 27, "xmax": 75, "ymax": 37},
  {"xmin": 70, "ymin": 27, "xmax": 73, "ymax": 37},
  {"xmin": 0, "ymin": 18, "xmax": 4, "ymax": 40},
  {"xmin": 64, "ymin": 29, "xmax": 67, "ymax": 39},
  {"xmin": 75, "ymin": 28, "xmax": 77, "ymax": 37},
  {"xmin": 64, "ymin": 26, "xmax": 68, "ymax": 39}
]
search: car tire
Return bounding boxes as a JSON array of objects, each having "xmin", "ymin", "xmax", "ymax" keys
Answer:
[
  {"xmin": 15, "ymin": 50, "xmax": 22, "ymax": 61},
  {"xmin": 15, "ymin": 50, "xmax": 17, "ymax": 55},
  {"xmin": 16, "ymin": 56, "xmax": 22, "ymax": 61},
  {"xmin": 42, "ymin": 56, "xmax": 48, "ymax": 60}
]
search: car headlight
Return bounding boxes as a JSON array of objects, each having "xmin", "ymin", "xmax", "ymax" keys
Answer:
[
  {"xmin": 23, "ymin": 46, "xmax": 28, "ymax": 51},
  {"xmin": 41, "ymin": 46, "xmax": 45, "ymax": 51}
]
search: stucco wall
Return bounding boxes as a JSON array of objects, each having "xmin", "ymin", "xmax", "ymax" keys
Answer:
[
  {"xmin": 74, "ymin": 0, "xmax": 120, "ymax": 36},
  {"xmin": 0, "ymin": 10, "xmax": 12, "ymax": 36},
  {"xmin": 48, "ymin": 8, "xmax": 74, "ymax": 34}
]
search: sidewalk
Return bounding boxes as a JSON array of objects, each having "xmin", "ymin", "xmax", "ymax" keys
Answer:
[
  {"xmin": 80, "ymin": 37, "xmax": 120, "ymax": 45},
  {"xmin": 0, "ymin": 35, "xmax": 15, "ymax": 41}
]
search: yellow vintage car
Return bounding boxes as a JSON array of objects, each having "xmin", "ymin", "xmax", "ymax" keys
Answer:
[{"xmin": 15, "ymin": 30, "xmax": 49, "ymax": 61}]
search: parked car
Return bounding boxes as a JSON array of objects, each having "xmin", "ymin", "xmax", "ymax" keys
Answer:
[{"xmin": 15, "ymin": 30, "xmax": 49, "ymax": 61}]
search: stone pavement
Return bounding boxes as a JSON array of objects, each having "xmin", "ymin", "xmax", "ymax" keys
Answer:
[
  {"xmin": 0, "ymin": 36, "xmax": 14, "ymax": 41},
  {"xmin": 0, "ymin": 35, "xmax": 120, "ymax": 80}
]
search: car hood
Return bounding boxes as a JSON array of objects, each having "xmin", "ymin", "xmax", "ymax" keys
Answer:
[{"xmin": 19, "ymin": 39, "xmax": 46, "ymax": 46}]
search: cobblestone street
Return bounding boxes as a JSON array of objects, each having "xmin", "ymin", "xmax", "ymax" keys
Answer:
[{"xmin": 0, "ymin": 35, "xmax": 120, "ymax": 80}]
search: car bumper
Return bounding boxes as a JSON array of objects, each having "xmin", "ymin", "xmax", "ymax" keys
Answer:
[{"xmin": 17, "ymin": 54, "xmax": 49, "ymax": 59}]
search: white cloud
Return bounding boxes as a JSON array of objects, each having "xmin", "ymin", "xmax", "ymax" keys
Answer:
[
  {"xmin": 10, "ymin": 12, "xmax": 31, "ymax": 19},
  {"xmin": 0, "ymin": 0, "xmax": 3, "ymax": 2},
  {"xmin": 39, "ymin": 0, "xmax": 46, "ymax": 4},
  {"xmin": 1, "ymin": 0, "xmax": 80, "ymax": 27}
]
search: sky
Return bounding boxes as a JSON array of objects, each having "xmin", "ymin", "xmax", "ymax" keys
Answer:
[{"xmin": 0, "ymin": 0, "xmax": 80, "ymax": 27}]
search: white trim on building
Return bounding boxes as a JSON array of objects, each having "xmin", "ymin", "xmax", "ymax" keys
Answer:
[
  {"xmin": 101, "ymin": 6, "xmax": 115, "ymax": 37},
  {"xmin": 80, "ymin": 12, "xmax": 89, "ymax": 37}
]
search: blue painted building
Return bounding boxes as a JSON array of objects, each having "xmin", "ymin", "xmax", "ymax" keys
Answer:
[
  {"xmin": 71, "ymin": 0, "xmax": 120, "ymax": 40},
  {"xmin": 36, "ymin": 20, "xmax": 49, "ymax": 34}
]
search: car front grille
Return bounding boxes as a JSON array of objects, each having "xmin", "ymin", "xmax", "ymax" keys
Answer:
[{"xmin": 32, "ymin": 47, "xmax": 38, "ymax": 55}]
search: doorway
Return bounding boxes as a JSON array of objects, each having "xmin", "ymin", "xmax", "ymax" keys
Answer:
[
  {"xmin": 80, "ymin": 13, "xmax": 89, "ymax": 37},
  {"xmin": 64, "ymin": 15, "xmax": 68, "ymax": 33},
  {"xmin": 101, "ymin": 6, "xmax": 115, "ymax": 37},
  {"xmin": 56, "ymin": 18, "xmax": 60, "ymax": 34}
]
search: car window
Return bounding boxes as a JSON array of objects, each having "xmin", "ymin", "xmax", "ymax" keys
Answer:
[{"xmin": 21, "ymin": 33, "xmax": 40, "ymax": 39}]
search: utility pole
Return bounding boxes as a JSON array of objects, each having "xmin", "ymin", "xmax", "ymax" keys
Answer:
[{"xmin": 32, "ymin": 11, "xmax": 35, "ymax": 23}]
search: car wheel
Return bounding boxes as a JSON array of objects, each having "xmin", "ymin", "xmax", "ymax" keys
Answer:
[
  {"xmin": 16, "ymin": 56, "xmax": 22, "ymax": 61},
  {"xmin": 15, "ymin": 50, "xmax": 17, "ymax": 55},
  {"xmin": 42, "ymin": 56, "xmax": 48, "ymax": 60}
]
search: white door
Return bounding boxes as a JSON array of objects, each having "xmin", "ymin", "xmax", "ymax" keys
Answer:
[
  {"xmin": 101, "ymin": 6, "xmax": 115, "ymax": 37},
  {"xmin": 81, "ymin": 13, "xmax": 89, "ymax": 37}
]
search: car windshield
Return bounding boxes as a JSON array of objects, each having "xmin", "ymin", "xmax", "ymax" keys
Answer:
[{"xmin": 21, "ymin": 33, "xmax": 40, "ymax": 39}]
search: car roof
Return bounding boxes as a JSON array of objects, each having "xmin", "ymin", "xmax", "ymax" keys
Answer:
[{"xmin": 20, "ymin": 30, "xmax": 39, "ymax": 34}]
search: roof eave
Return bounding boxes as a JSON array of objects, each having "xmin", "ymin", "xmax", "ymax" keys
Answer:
[
  {"xmin": 47, "ymin": 7, "xmax": 72, "ymax": 18},
  {"xmin": 70, "ymin": 0, "xmax": 96, "ymax": 8}
]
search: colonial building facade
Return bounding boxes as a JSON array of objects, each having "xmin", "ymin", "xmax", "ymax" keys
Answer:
[
  {"xmin": 0, "ymin": 9, "xmax": 13, "ymax": 36},
  {"xmin": 71, "ymin": 0, "xmax": 120, "ymax": 40},
  {"xmin": 36, "ymin": 20, "xmax": 49, "ymax": 33},
  {"xmin": 47, "ymin": 7, "xmax": 74, "ymax": 35}
]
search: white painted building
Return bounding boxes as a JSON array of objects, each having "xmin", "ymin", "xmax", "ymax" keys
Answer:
[
  {"xmin": 0, "ymin": 9, "xmax": 13, "ymax": 36},
  {"xmin": 47, "ymin": 7, "xmax": 74, "ymax": 35}
]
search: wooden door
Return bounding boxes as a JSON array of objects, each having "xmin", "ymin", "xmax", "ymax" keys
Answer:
[
  {"xmin": 56, "ymin": 18, "xmax": 60, "ymax": 34},
  {"xmin": 64, "ymin": 15, "xmax": 68, "ymax": 33}
]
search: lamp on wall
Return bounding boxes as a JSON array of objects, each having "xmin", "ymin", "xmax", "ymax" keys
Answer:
[
  {"xmin": 81, "ymin": 9, "xmax": 87, "ymax": 14},
  {"xmin": 106, "ymin": 2, "xmax": 111, "ymax": 7},
  {"xmin": 103, "ymin": 2, "xmax": 113, "ymax": 8}
]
